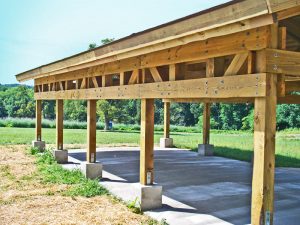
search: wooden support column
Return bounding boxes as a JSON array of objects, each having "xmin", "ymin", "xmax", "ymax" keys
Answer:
[
  {"xmin": 140, "ymin": 99, "xmax": 154, "ymax": 185},
  {"xmin": 87, "ymin": 100, "xmax": 97, "ymax": 163},
  {"xmin": 202, "ymin": 103, "xmax": 211, "ymax": 145},
  {"xmin": 163, "ymin": 102, "xmax": 170, "ymax": 138},
  {"xmin": 35, "ymin": 100, "xmax": 42, "ymax": 141},
  {"xmin": 251, "ymin": 74, "xmax": 277, "ymax": 225},
  {"xmin": 56, "ymin": 100, "xmax": 64, "ymax": 150},
  {"xmin": 203, "ymin": 58, "xmax": 214, "ymax": 145},
  {"xmin": 251, "ymin": 23, "xmax": 278, "ymax": 225}
]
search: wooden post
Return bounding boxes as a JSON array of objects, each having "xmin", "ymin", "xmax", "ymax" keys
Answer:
[
  {"xmin": 140, "ymin": 99, "xmax": 154, "ymax": 185},
  {"xmin": 163, "ymin": 102, "xmax": 170, "ymax": 138},
  {"xmin": 203, "ymin": 58, "xmax": 214, "ymax": 145},
  {"xmin": 251, "ymin": 74, "xmax": 277, "ymax": 225},
  {"xmin": 35, "ymin": 100, "xmax": 42, "ymax": 141},
  {"xmin": 56, "ymin": 100, "xmax": 64, "ymax": 150},
  {"xmin": 87, "ymin": 100, "xmax": 97, "ymax": 163},
  {"xmin": 202, "ymin": 103, "xmax": 211, "ymax": 145},
  {"xmin": 251, "ymin": 24, "xmax": 278, "ymax": 225}
]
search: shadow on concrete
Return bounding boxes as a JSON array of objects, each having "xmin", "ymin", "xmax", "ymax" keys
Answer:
[{"xmin": 69, "ymin": 148, "xmax": 300, "ymax": 225}]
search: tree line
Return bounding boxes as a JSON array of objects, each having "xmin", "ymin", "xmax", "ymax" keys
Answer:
[{"xmin": 0, "ymin": 84, "xmax": 299, "ymax": 131}]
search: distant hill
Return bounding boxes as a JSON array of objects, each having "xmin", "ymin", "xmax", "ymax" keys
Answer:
[{"xmin": 0, "ymin": 83, "xmax": 33, "ymax": 88}]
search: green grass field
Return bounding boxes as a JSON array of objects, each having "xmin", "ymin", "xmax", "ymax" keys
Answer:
[{"xmin": 0, "ymin": 127, "xmax": 299, "ymax": 167}]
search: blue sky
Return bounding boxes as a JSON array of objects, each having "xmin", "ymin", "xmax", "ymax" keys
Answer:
[{"xmin": 0, "ymin": 0, "xmax": 229, "ymax": 85}]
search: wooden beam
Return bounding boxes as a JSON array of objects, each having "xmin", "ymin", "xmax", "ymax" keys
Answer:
[
  {"xmin": 286, "ymin": 80, "xmax": 300, "ymax": 93},
  {"xmin": 35, "ymin": 100, "xmax": 42, "ymax": 141},
  {"xmin": 278, "ymin": 95, "xmax": 300, "ymax": 104},
  {"xmin": 268, "ymin": 0, "xmax": 300, "ymax": 13},
  {"xmin": 169, "ymin": 64, "xmax": 176, "ymax": 81},
  {"xmin": 163, "ymin": 102, "xmax": 170, "ymax": 138},
  {"xmin": 34, "ymin": 74, "xmax": 268, "ymax": 100},
  {"xmin": 277, "ymin": 5, "xmax": 300, "ymax": 20},
  {"xmin": 120, "ymin": 72, "xmax": 125, "ymax": 85},
  {"xmin": 80, "ymin": 78, "xmax": 86, "ymax": 89},
  {"xmin": 265, "ymin": 49, "xmax": 300, "ymax": 76},
  {"xmin": 128, "ymin": 70, "xmax": 139, "ymax": 85},
  {"xmin": 251, "ymin": 74, "xmax": 277, "ymax": 225},
  {"xmin": 92, "ymin": 77, "xmax": 99, "ymax": 88},
  {"xmin": 87, "ymin": 100, "xmax": 97, "ymax": 163},
  {"xmin": 34, "ymin": 27, "xmax": 271, "ymax": 85},
  {"xmin": 278, "ymin": 27, "xmax": 287, "ymax": 97},
  {"xmin": 56, "ymin": 100, "xmax": 64, "ymax": 150},
  {"xmin": 224, "ymin": 52, "xmax": 249, "ymax": 76},
  {"xmin": 140, "ymin": 99, "xmax": 154, "ymax": 185},
  {"xmin": 149, "ymin": 67, "xmax": 163, "ymax": 82},
  {"xmin": 163, "ymin": 98, "xmax": 254, "ymax": 103}
]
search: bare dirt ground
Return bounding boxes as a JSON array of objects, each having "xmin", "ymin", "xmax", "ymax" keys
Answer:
[{"xmin": 0, "ymin": 145, "xmax": 152, "ymax": 225}]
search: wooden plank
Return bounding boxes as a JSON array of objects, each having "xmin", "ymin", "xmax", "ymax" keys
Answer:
[
  {"xmin": 34, "ymin": 74, "xmax": 268, "ymax": 100},
  {"xmin": 87, "ymin": 100, "xmax": 97, "ymax": 163},
  {"xmin": 35, "ymin": 100, "xmax": 42, "ymax": 141},
  {"xmin": 277, "ymin": 5, "xmax": 300, "ymax": 20},
  {"xmin": 56, "ymin": 100, "xmax": 64, "ymax": 150},
  {"xmin": 268, "ymin": 0, "xmax": 300, "ymax": 12},
  {"xmin": 224, "ymin": 53, "xmax": 249, "ymax": 76},
  {"xmin": 34, "ymin": 27, "xmax": 271, "ymax": 85},
  {"xmin": 251, "ymin": 74, "xmax": 277, "ymax": 225},
  {"xmin": 265, "ymin": 49, "xmax": 300, "ymax": 76},
  {"xmin": 149, "ymin": 67, "xmax": 163, "ymax": 82},
  {"xmin": 140, "ymin": 99, "xmax": 154, "ymax": 185},
  {"xmin": 163, "ymin": 102, "xmax": 170, "ymax": 138}
]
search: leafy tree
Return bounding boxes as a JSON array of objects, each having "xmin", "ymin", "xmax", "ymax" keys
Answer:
[
  {"xmin": 88, "ymin": 43, "xmax": 97, "ymax": 50},
  {"xmin": 64, "ymin": 100, "xmax": 87, "ymax": 121}
]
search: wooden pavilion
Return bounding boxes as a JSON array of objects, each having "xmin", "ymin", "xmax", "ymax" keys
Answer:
[{"xmin": 16, "ymin": 0, "xmax": 300, "ymax": 224}]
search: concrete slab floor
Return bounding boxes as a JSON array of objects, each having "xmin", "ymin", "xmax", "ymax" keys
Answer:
[{"xmin": 67, "ymin": 147, "xmax": 300, "ymax": 225}]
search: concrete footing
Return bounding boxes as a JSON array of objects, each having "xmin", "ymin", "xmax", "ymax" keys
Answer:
[
  {"xmin": 198, "ymin": 144, "xmax": 214, "ymax": 156},
  {"xmin": 133, "ymin": 183, "xmax": 162, "ymax": 211},
  {"xmin": 52, "ymin": 150, "xmax": 68, "ymax": 163},
  {"xmin": 160, "ymin": 138, "xmax": 173, "ymax": 148},
  {"xmin": 32, "ymin": 140, "xmax": 45, "ymax": 151},
  {"xmin": 81, "ymin": 162, "xmax": 102, "ymax": 179}
]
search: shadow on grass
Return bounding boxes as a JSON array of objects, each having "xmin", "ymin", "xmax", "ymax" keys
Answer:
[{"xmin": 187, "ymin": 146, "xmax": 300, "ymax": 168}]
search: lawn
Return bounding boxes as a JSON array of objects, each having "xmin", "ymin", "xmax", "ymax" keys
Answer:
[
  {"xmin": 0, "ymin": 127, "xmax": 299, "ymax": 167},
  {"xmin": 0, "ymin": 145, "xmax": 158, "ymax": 224}
]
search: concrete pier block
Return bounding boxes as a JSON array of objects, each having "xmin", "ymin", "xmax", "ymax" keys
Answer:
[
  {"xmin": 198, "ymin": 144, "xmax": 214, "ymax": 156},
  {"xmin": 81, "ymin": 162, "xmax": 102, "ymax": 179},
  {"xmin": 32, "ymin": 140, "xmax": 45, "ymax": 151},
  {"xmin": 160, "ymin": 138, "xmax": 173, "ymax": 148},
  {"xmin": 52, "ymin": 150, "xmax": 68, "ymax": 164},
  {"xmin": 133, "ymin": 183, "xmax": 162, "ymax": 211}
]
